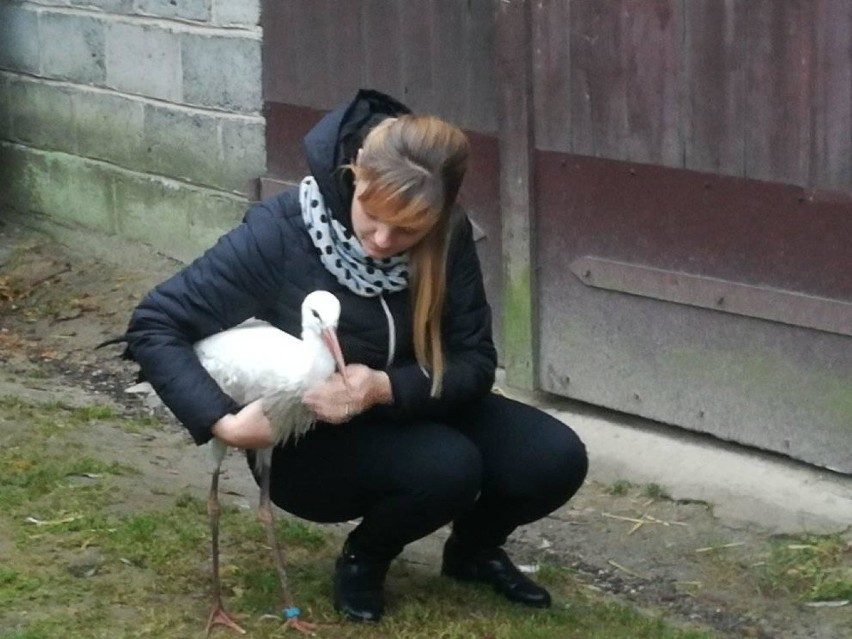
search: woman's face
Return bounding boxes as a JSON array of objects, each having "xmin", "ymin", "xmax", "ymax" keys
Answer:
[{"xmin": 351, "ymin": 180, "xmax": 432, "ymax": 259}]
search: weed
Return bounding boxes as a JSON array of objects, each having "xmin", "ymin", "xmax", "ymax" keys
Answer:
[
  {"xmin": 277, "ymin": 518, "xmax": 329, "ymax": 550},
  {"xmin": 117, "ymin": 412, "xmax": 163, "ymax": 433},
  {"xmin": 0, "ymin": 568, "xmax": 43, "ymax": 597},
  {"xmin": 759, "ymin": 534, "xmax": 852, "ymax": 601},
  {"xmin": 607, "ymin": 479, "xmax": 634, "ymax": 496},
  {"xmin": 70, "ymin": 404, "xmax": 116, "ymax": 421},
  {"xmin": 0, "ymin": 450, "xmax": 131, "ymax": 511},
  {"xmin": 0, "ymin": 396, "xmax": 121, "ymax": 436},
  {"xmin": 643, "ymin": 483, "xmax": 671, "ymax": 500}
]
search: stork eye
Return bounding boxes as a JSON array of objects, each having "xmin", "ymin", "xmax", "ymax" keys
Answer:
[{"xmin": 311, "ymin": 309, "xmax": 321, "ymax": 320}]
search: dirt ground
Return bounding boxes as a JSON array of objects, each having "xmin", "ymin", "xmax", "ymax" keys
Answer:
[{"xmin": 1, "ymin": 216, "xmax": 850, "ymax": 639}]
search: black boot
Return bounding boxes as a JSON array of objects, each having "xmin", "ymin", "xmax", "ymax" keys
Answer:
[
  {"xmin": 333, "ymin": 540, "xmax": 390, "ymax": 622},
  {"xmin": 441, "ymin": 535, "xmax": 552, "ymax": 608}
]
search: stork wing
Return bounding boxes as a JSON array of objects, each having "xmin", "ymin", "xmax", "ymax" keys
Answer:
[
  {"xmin": 194, "ymin": 321, "xmax": 318, "ymax": 445},
  {"xmin": 194, "ymin": 321, "xmax": 310, "ymax": 404}
]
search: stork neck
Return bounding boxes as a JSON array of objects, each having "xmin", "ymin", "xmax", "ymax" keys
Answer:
[
  {"xmin": 301, "ymin": 328, "xmax": 323, "ymax": 350},
  {"xmin": 302, "ymin": 329, "xmax": 335, "ymax": 377}
]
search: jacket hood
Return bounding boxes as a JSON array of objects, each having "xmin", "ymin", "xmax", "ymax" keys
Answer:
[{"xmin": 303, "ymin": 89, "xmax": 411, "ymax": 230}]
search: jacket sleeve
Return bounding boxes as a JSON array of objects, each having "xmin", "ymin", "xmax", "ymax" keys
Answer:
[
  {"xmin": 125, "ymin": 205, "xmax": 288, "ymax": 445},
  {"xmin": 385, "ymin": 217, "xmax": 498, "ymax": 417}
]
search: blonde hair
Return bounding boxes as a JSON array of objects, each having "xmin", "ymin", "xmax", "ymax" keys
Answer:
[{"xmin": 351, "ymin": 115, "xmax": 469, "ymax": 397}]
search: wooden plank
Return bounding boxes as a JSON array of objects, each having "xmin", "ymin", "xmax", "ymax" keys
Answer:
[
  {"xmin": 570, "ymin": 0, "xmax": 683, "ymax": 164},
  {"xmin": 264, "ymin": 102, "xmax": 322, "ymax": 180},
  {"xmin": 399, "ymin": 0, "xmax": 435, "ymax": 110},
  {"xmin": 568, "ymin": 0, "xmax": 627, "ymax": 158},
  {"xmin": 809, "ymin": 0, "xmax": 852, "ymax": 190},
  {"xmin": 322, "ymin": 0, "xmax": 363, "ymax": 108},
  {"xmin": 263, "ymin": 1, "xmax": 345, "ymax": 108},
  {"xmin": 496, "ymin": 0, "xmax": 537, "ymax": 390},
  {"xmin": 464, "ymin": 131, "xmax": 503, "ymax": 354},
  {"xmin": 261, "ymin": 0, "xmax": 300, "ymax": 104},
  {"xmin": 363, "ymin": 0, "xmax": 404, "ymax": 98},
  {"xmin": 571, "ymin": 255, "xmax": 852, "ymax": 338},
  {"xmin": 744, "ymin": 0, "xmax": 814, "ymax": 185},
  {"xmin": 621, "ymin": 0, "xmax": 682, "ymax": 166},
  {"xmin": 462, "ymin": 0, "xmax": 498, "ymax": 133},
  {"xmin": 682, "ymin": 0, "xmax": 747, "ymax": 176},
  {"xmin": 532, "ymin": 0, "xmax": 572, "ymax": 152},
  {"xmin": 431, "ymin": 0, "xmax": 468, "ymax": 125}
]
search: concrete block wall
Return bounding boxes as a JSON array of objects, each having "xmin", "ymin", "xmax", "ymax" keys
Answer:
[{"xmin": 0, "ymin": 0, "xmax": 264, "ymax": 262}]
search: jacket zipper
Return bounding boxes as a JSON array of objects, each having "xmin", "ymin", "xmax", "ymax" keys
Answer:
[{"xmin": 379, "ymin": 294, "xmax": 396, "ymax": 368}]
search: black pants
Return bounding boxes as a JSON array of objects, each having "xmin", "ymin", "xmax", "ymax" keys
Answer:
[{"xmin": 257, "ymin": 393, "xmax": 588, "ymax": 561}]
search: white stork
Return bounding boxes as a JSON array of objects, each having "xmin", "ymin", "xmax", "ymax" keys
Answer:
[{"xmin": 194, "ymin": 290, "xmax": 347, "ymax": 635}]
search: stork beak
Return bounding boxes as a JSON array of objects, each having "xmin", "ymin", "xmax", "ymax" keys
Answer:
[{"xmin": 321, "ymin": 327, "xmax": 350, "ymax": 390}]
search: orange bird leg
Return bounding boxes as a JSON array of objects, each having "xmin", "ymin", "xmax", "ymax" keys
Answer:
[{"xmin": 206, "ymin": 463, "xmax": 246, "ymax": 636}]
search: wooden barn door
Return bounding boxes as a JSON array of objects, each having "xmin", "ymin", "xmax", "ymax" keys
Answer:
[{"xmin": 521, "ymin": 1, "xmax": 852, "ymax": 473}]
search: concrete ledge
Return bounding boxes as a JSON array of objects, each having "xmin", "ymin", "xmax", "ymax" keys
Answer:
[
  {"xmin": 44, "ymin": 151, "xmax": 117, "ymax": 232},
  {"xmin": 71, "ymin": 1, "xmax": 133, "ymax": 12},
  {"xmin": 0, "ymin": 142, "xmax": 51, "ymax": 213},
  {"xmin": 219, "ymin": 116, "xmax": 265, "ymax": 192},
  {"xmin": 13, "ymin": 0, "xmax": 75, "ymax": 8},
  {"xmin": 142, "ymin": 104, "xmax": 220, "ymax": 183},
  {"xmin": 0, "ymin": 143, "xmax": 114, "ymax": 232},
  {"xmin": 22, "ymin": 0, "xmax": 260, "ymax": 29},
  {"xmin": 0, "ymin": 142, "xmax": 248, "ymax": 260},
  {"xmin": 135, "ymin": 0, "xmax": 210, "ymax": 22},
  {"xmin": 7, "ymin": 77, "xmax": 77, "ymax": 152},
  {"xmin": 497, "ymin": 373, "xmax": 852, "ymax": 535},
  {"xmin": 0, "ymin": 75, "xmax": 9, "ymax": 136},
  {"xmin": 113, "ymin": 170, "xmax": 191, "ymax": 256},
  {"xmin": 73, "ymin": 88, "xmax": 145, "ymax": 167},
  {"xmin": 114, "ymin": 171, "xmax": 245, "ymax": 261},
  {"xmin": 211, "ymin": 0, "xmax": 258, "ymax": 27}
]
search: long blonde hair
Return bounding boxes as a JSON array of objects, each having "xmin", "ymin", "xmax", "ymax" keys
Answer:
[{"xmin": 351, "ymin": 115, "xmax": 469, "ymax": 397}]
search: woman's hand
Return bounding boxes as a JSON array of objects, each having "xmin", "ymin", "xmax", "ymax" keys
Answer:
[
  {"xmin": 210, "ymin": 399, "xmax": 275, "ymax": 449},
  {"xmin": 303, "ymin": 364, "xmax": 393, "ymax": 423}
]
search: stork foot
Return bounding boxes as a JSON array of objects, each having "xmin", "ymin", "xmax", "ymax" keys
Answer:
[
  {"xmin": 206, "ymin": 603, "xmax": 247, "ymax": 636},
  {"xmin": 282, "ymin": 615, "xmax": 322, "ymax": 634}
]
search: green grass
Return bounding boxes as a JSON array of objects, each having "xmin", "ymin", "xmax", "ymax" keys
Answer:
[
  {"xmin": 0, "ymin": 394, "xmax": 161, "ymax": 443},
  {"xmin": 0, "ymin": 395, "xmax": 119, "ymax": 430},
  {"xmin": 0, "ymin": 395, "xmax": 719, "ymax": 639},
  {"xmin": 643, "ymin": 483, "xmax": 671, "ymax": 501},
  {"xmin": 607, "ymin": 479, "xmax": 634, "ymax": 496},
  {"xmin": 604, "ymin": 480, "xmax": 672, "ymax": 501},
  {"xmin": 759, "ymin": 534, "xmax": 852, "ymax": 602}
]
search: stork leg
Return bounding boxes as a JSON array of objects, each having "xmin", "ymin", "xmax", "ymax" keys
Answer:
[
  {"xmin": 206, "ymin": 464, "xmax": 247, "ymax": 636},
  {"xmin": 257, "ymin": 460, "xmax": 319, "ymax": 634}
]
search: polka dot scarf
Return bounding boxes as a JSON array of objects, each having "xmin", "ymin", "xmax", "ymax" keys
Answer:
[{"xmin": 300, "ymin": 176, "xmax": 410, "ymax": 298}]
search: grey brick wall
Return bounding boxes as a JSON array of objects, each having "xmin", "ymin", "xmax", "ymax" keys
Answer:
[{"xmin": 0, "ymin": 0, "xmax": 264, "ymax": 262}]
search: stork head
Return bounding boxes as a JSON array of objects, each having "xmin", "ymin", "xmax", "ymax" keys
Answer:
[
  {"xmin": 301, "ymin": 291, "xmax": 349, "ymax": 387},
  {"xmin": 302, "ymin": 291, "xmax": 341, "ymax": 334}
]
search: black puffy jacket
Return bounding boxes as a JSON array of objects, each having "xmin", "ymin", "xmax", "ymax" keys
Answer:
[{"xmin": 124, "ymin": 90, "xmax": 497, "ymax": 445}]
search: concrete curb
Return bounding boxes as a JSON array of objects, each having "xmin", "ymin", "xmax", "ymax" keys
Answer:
[{"xmin": 497, "ymin": 375, "xmax": 852, "ymax": 535}]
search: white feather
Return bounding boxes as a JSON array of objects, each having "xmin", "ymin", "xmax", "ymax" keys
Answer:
[{"xmin": 194, "ymin": 291, "xmax": 343, "ymax": 469}]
